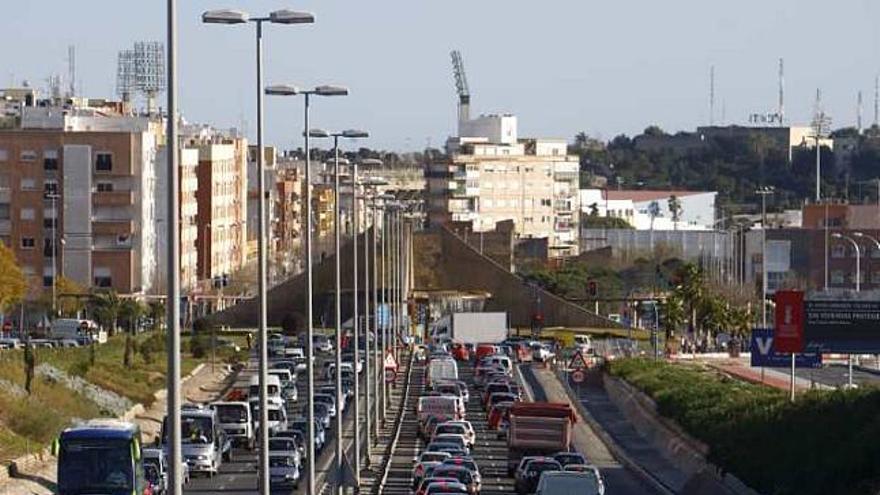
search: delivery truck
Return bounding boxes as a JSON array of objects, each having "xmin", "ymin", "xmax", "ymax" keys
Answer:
[
  {"xmin": 506, "ymin": 402, "xmax": 576, "ymax": 475},
  {"xmin": 431, "ymin": 312, "xmax": 508, "ymax": 345}
]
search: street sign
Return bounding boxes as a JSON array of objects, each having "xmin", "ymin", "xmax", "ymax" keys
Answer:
[
  {"xmin": 805, "ymin": 299, "xmax": 880, "ymax": 353},
  {"xmin": 568, "ymin": 351, "xmax": 591, "ymax": 370},
  {"xmin": 571, "ymin": 370, "xmax": 586, "ymax": 383},
  {"xmin": 750, "ymin": 328, "xmax": 821, "ymax": 368},
  {"xmin": 774, "ymin": 290, "xmax": 804, "ymax": 353},
  {"xmin": 384, "ymin": 351, "xmax": 398, "ymax": 370},
  {"xmin": 384, "ymin": 369, "xmax": 397, "ymax": 383}
]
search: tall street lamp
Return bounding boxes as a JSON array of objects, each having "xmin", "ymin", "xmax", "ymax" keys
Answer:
[
  {"xmin": 264, "ymin": 86, "xmax": 347, "ymax": 495},
  {"xmin": 756, "ymin": 187, "xmax": 774, "ymax": 328},
  {"xmin": 832, "ymin": 232, "xmax": 860, "ymax": 388},
  {"xmin": 202, "ymin": 9, "xmax": 315, "ymax": 494},
  {"xmin": 311, "ymin": 129, "xmax": 368, "ymax": 493},
  {"xmin": 853, "ymin": 231, "xmax": 880, "ymax": 373},
  {"xmin": 165, "ymin": 0, "xmax": 182, "ymax": 492}
]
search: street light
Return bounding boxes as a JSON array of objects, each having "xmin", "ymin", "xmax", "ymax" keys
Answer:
[
  {"xmin": 203, "ymin": 9, "xmax": 315, "ymax": 495},
  {"xmin": 311, "ymin": 128, "xmax": 369, "ymax": 494},
  {"xmin": 756, "ymin": 186, "xmax": 774, "ymax": 328},
  {"xmin": 832, "ymin": 233, "xmax": 861, "ymax": 292},
  {"xmin": 264, "ymin": 84, "xmax": 347, "ymax": 495}
]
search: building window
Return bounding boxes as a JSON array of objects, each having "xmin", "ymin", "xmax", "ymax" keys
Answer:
[
  {"xmin": 872, "ymin": 271, "xmax": 880, "ymax": 284},
  {"xmin": 831, "ymin": 270, "xmax": 845, "ymax": 284},
  {"xmin": 0, "ymin": 204, "xmax": 9, "ymax": 220},
  {"xmin": 43, "ymin": 218, "xmax": 57, "ymax": 229},
  {"xmin": 20, "ymin": 208, "xmax": 35, "ymax": 221},
  {"xmin": 20, "ymin": 150, "xmax": 37, "ymax": 161},
  {"xmin": 116, "ymin": 234, "xmax": 131, "ymax": 247},
  {"xmin": 0, "ymin": 149, "xmax": 7, "ymax": 161},
  {"xmin": 541, "ymin": 199, "xmax": 551, "ymax": 207},
  {"xmin": 95, "ymin": 152, "xmax": 113, "ymax": 172},
  {"xmin": 43, "ymin": 150, "xmax": 59, "ymax": 171},
  {"xmin": 43, "ymin": 239, "xmax": 55, "ymax": 257},
  {"xmin": 21, "ymin": 237, "xmax": 35, "ymax": 249},
  {"xmin": 21, "ymin": 178, "xmax": 36, "ymax": 190},
  {"xmin": 96, "ymin": 182, "xmax": 114, "ymax": 192},
  {"xmin": 44, "ymin": 181, "xmax": 59, "ymax": 195},
  {"xmin": 831, "ymin": 245, "xmax": 846, "ymax": 258},
  {"xmin": 93, "ymin": 267, "xmax": 112, "ymax": 288}
]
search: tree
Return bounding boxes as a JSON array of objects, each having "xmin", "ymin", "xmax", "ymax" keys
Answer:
[
  {"xmin": 668, "ymin": 195, "xmax": 682, "ymax": 229},
  {"xmin": 89, "ymin": 291, "xmax": 121, "ymax": 336},
  {"xmin": 643, "ymin": 125, "xmax": 666, "ymax": 137},
  {"xmin": 56, "ymin": 276, "xmax": 87, "ymax": 317},
  {"xmin": 660, "ymin": 293, "xmax": 686, "ymax": 340},
  {"xmin": 648, "ymin": 201, "xmax": 661, "ymax": 231},
  {"xmin": 23, "ymin": 343, "xmax": 35, "ymax": 395},
  {"xmin": 675, "ymin": 263, "xmax": 705, "ymax": 336},
  {"xmin": 148, "ymin": 300, "xmax": 165, "ymax": 333},
  {"xmin": 0, "ymin": 243, "xmax": 27, "ymax": 313},
  {"xmin": 119, "ymin": 298, "xmax": 144, "ymax": 367}
]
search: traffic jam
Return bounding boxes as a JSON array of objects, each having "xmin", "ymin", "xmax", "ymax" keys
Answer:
[{"xmin": 407, "ymin": 334, "xmax": 606, "ymax": 495}]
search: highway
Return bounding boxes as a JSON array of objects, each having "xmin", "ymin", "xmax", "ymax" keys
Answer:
[{"xmin": 182, "ymin": 344, "xmax": 380, "ymax": 495}]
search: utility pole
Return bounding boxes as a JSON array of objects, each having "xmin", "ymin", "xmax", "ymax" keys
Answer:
[{"xmin": 756, "ymin": 187, "xmax": 774, "ymax": 328}]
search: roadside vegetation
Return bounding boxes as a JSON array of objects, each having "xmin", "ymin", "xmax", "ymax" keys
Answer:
[
  {"xmin": 609, "ymin": 358, "xmax": 880, "ymax": 495},
  {"xmin": 0, "ymin": 329, "xmax": 246, "ymax": 464}
]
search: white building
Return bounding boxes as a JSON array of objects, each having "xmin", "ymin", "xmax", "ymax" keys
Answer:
[{"xmin": 579, "ymin": 189, "xmax": 717, "ymax": 231}]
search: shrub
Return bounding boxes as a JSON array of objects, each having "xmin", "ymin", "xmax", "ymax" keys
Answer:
[{"xmin": 608, "ymin": 359, "xmax": 880, "ymax": 495}]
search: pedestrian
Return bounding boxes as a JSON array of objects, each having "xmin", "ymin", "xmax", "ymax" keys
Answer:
[{"xmin": 246, "ymin": 332, "xmax": 252, "ymax": 351}]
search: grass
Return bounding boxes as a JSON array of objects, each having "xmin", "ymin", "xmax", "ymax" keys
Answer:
[
  {"xmin": 608, "ymin": 358, "xmax": 880, "ymax": 495},
  {"xmin": 0, "ymin": 331, "xmax": 245, "ymax": 464}
]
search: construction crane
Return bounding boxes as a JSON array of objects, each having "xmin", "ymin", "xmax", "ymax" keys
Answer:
[{"xmin": 450, "ymin": 50, "xmax": 471, "ymax": 135}]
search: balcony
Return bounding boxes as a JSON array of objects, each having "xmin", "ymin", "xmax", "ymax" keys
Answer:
[
  {"xmin": 93, "ymin": 219, "xmax": 134, "ymax": 235},
  {"xmin": 93, "ymin": 190, "xmax": 134, "ymax": 207}
]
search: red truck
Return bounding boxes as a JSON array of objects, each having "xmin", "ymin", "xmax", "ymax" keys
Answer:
[{"xmin": 506, "ymin": 402, "xmax": 576, "ymax": 475}]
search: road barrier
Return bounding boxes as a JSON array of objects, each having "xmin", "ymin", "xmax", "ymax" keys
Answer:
[{"xmin": 377, "ymin": 350, "xmax": 415, "ymax": 492}]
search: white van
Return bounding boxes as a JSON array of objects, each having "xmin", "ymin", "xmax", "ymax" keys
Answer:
[
  {"xmin": 248, "ymin": 375, "xmax": 283, "ymax": 408},
  {"xmin": 211, "ymin": 401, "xmax": 254, "ymax": 450},
  {"xmin": 50, "ymin": 319, "xmax": 102, "ymax": 345},
  {"xmin": 426, "ymin": 358, "xmax": 459, "ymax": 388},
  {"xmin": 417, "ymin": 396, "xmax": 463, "ymax": 423},
  {"xmin": 267, "ymin": 369, "xmax": 293, "ymax": 388}
]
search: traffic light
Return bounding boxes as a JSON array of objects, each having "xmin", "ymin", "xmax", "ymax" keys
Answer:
[{"xmin": 587, "ymin": 280, "xmax": 598, "ymax": 298}]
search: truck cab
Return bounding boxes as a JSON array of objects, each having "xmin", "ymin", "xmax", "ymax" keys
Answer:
[
  {"xmin": 54, "ymin": 419, "xmax": 150, "ymax": 495},
  {"xmin": 163, "ymin": 405, "xmax": 231, "ymax": 477},
  {"xmin": 211, "ymin": 401, "xmax": 254, "ymax": 449}
]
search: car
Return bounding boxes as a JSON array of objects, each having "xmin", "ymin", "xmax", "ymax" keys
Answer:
[
  {"xmin": 268, "ymin": 451, "xmax": 300, "ymax": 489},
  {"xmin": 487, "ymin": 401, "xmax": 514, "ymax": 431},
  {"xmin": 434, "ymin": 382, "xmax": 466, "ymax": 401},
  {"xmin": 313, "ymin": 394, "xmax": 338, "ymax": 417},
  {"xmin": 430, "ymin": 465, "xmax": 480, "ymax": 494},
  {"xmin": 282, "ymin": 382, "xmax": 299, "ymax": 404},
  {"xmin": 425, "ymin": 480, "xmax": 470, "ymax": 494},
  {"xmin": 312, "ymin": 335, "xmax": 333, "ymax": 353},
  {"xmin": 514, "ymin": 457, "xmax": 563, "ymax": 494},
  {"xmin": 482, "ymin": 382, "xmax": 514, "ymax": 404},
  {"xmin": 534, "ymin": 471, "xmax": 602, "ymax": 495},
  {"xmin": 552, "ymin": 452, "xmax": 589, "ymax": 468},
  {"xmin": 412, "ymin": 451, "xmax": 452, "ymax": 488},
  {"xmin": 289, "ymin": 417, "xmax": 325, "ymax": 453},
  {"xmin": 431, "ymin": 434, "xmax": 469, "ymax": 454},
  {"xmin": 559, "ymin": 465, "xmax": 604, "ymax": 494},
  {"xmin": 435, "ymin": 380, "xmax": 470, "ymax": 403},
  {"xmin": 316, "ymin": 386, "xmax": 348, "ymax": 412},
  {"xmin": 313, "ymin": 403, "xmax": 332, "ymax": 429},
  {"xmin": 442, "ymin": 457, "xmax": 482, "ymax": 491},
  {"xmin": 267, "ymin": 437, "xmax": 302, "ymax": 467},
  {"xmin": 531, "ymin": 343, "xmax": 555, "ymax": 362},
  {"xmin": 485, "ymin": 392, "xmax": 518, "ymax": 411},
  {"xmin": 433, "ymin": 421, "xmax": 475, "ymax": 449},
  {"xmin": 420, "ymin": 416, "xmax": 443, "ymax": 440},
  {"xmin": 415, "ymin": 476, "xmax": 460, "ymax": 495},
  {"xmin": 424, "ymin": 442, "xmax": 468, "ymax": 457},
  {"xmin": 451, "ymin": 343, "xmax": 470, "ymax": 360}
]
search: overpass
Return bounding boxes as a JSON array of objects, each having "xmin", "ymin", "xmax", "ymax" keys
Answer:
[{"xmin": 208, "ymin": 226, "xmax": 622, "ymax": 332}]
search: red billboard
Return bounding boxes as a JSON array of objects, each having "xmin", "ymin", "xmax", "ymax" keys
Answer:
[{"xmin": 774, "ymin": 290, "xmax": 804, "ymax": 353}]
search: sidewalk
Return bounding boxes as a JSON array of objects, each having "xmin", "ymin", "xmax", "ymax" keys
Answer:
[{"xmin": 705, "ymin": 360, "xmax": 833, "ymax": 392}]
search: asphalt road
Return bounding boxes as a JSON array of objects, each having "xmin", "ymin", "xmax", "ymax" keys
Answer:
[
  {"xmin": 182, "ymin": 347, "xmax": 368, "ymax": 495},
  {"xmin": 794, "ymin": 362, "xmax": 880, "ymax": 388}
]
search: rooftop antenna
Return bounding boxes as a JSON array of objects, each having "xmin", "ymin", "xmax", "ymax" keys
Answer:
[
  {"xmin": 67, "ymin": 45, "xmax": 76, "ymax": 98},
  {"xmin": 778, "ymin": 58, "xmax": 785, "ymax": 127},
  {"xmin": 874, "ymin": 75, "xmax": 879, "ymax": 127},
  {"xmin": 858, "ymin": 90, "xmax": 864, "ymax": 133},
  {"xmin": 450, "ymin": 50, "xmax": 471, "ymax": 136},
  {"xmin": 709, "ymin": 65, "xmax": 715, "ymax": 126}
]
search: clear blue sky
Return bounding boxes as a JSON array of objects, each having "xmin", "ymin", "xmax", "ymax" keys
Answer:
[{"xmin": 4, "ymin": 0, "xmax": 880, "ymax": 150}]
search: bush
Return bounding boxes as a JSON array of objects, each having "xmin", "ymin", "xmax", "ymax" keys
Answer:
[
  {"xmin": 190, "ymin": 335, "xmax": 211, "ymax": 359},
  {"xmin": 609, "ymin": 359, "xmax": 880, "ymax": 495}
]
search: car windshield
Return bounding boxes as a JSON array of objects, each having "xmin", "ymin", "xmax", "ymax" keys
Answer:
[
  {"xmin": 541, "ymin": 475, "xmax": 599, "ymax": 491},
  {"xmin": 555, "ymin": 454, "xmax": 584, "ymax": 465},
  {"xmin": 267, "ymin": 409, "xmax": 283, "ymax": 421},
  {"xmin": 422, "ymin": 453, "xmax": 449, "ymax": 463},
  {"xmin": 528, "ymin": 461, "xmax": 562, "ymax": 474},
  {"xmin": 436, "ymin": 425, "xmax": 465, "ymax": 435},
  {"xmin": 144, "ymin": 463, "xmax": 160, "ymax": 483},
  {"xmin": 215, "ymin": 404, "xmax": 247, "ymax": 423},
  {"xmin": 434, "ymin": 468, "xmax": 472, "ymax": 483},
  {"xmin": 269, "ymin": 439, "xmax": 296, "ymax": 451},
  {"xmin": 270, "ymin": 455, "xmax": 295, "ymax": 467},
  {"xmin": 182, "ymin": 416, "xmax": 214, "ymax": 444},
  {"xmin": 58, "ymin": 439, "xmax": 133, "ymax": 493}
]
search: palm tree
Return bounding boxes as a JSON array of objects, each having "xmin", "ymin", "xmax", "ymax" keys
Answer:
[
  {"xmin": 89, "ymin": 290, "xmax": 121, "ymax": 336},
  {"xmin": 675, "ymin": 263, "xmax": 705, "ymax": 339},
  {"xmin": 660, "ymin": 293, "xmax": 685, "ymax": 340},
  {"xmin": 118, "ymin": 299, "xmax": 145, "ymax": 367},
  {"xmin": 668, "ymin": 195, "xmax": 683, "ymax": 230}
]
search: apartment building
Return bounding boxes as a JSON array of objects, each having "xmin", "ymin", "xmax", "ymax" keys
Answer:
[
  {"xmin": 0, "ymin": 103, "xmax": 162, "ymax": 295},
  {"xmin": 193, "ymin": 139, "xmax": 248, "ymax": 286},
  {"xmin": 428, "ymin": 114, "xmax": 579, "ymax": 257},
  {"xmin": 273, "ymin": 159, "xmax": 303, "ymax": 278},
  {"xmin": 155, "ymin": 146, "xmax": 199, "ymax": 292}
]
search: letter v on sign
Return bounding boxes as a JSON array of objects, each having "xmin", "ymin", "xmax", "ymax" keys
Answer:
[{"xmin": 755, "ymin": 336, "xmax": 774, "ymax": 356}]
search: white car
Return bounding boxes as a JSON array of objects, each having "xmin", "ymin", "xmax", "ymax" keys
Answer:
[
  {"xmin": 531, "ymin": 343, "xmax": 556, "ymax": 362},
  {"xmin": 435, "ymin": 420, "xmax": 476, "ymax": 449}
]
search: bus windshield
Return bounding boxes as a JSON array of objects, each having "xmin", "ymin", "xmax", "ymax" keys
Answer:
[
  {"xmin": 58, "ymin": 439, "xmax": 133, "ymax": 494},
  {"xmin": 215, "ymin": 404, "xmax": 248, "ymax": 424}
]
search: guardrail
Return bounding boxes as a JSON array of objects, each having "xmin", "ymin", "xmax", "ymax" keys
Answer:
[{"xmin": 376, "ymin": 349, "xmax": 415, "ymax": 493}]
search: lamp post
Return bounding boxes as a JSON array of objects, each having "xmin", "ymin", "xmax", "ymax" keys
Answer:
[
  {"xmin": 202, "ymin": 10, "xmax": 315, "ymax": 493},
  {"xmin": 165, "ymin": 1, "xmax": 182, "ymax": 492},
  {"xmin": 833, "ymin": 232, "xmax": 860, "ymax": 389},
  {"xmin": 853, "ymin": 231, "xmax": 880, "ymax": 373},
  {"xmin": 756, "ymin": 187, "xmax": 774, "ymax": 328}
]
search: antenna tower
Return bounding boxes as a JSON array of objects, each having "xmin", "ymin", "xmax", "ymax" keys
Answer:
[
  {"xmin": 116, "ymin": 49, "xmax": 137, "ymax": 103},
  {"xmin": 67, "ymin": 45, "xmax": 76, "ymax": 98},
  {"xmin": 858, "ymin": 91, "xmax": 864, "ymax": 132},
  {"xmin": 116, "ymin": 41, "xmax": 166, "ymax": 114},
  {"xmin": 778, "ymin": 58, "xmax": 785, "ymax": 127},
  {"xmin": 709, "ymin": 65, "xmax": 715, "ymax": 126},
  {"xmin": 450, "ymin": 50, "xmax": 471, "ymax": 136}
]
